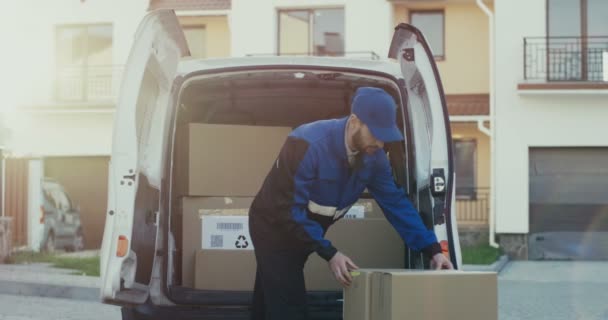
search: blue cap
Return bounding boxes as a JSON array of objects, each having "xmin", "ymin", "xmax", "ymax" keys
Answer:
[{"xmin": 351, "ymin": 87, "xmax": 404, "ymax": 143}]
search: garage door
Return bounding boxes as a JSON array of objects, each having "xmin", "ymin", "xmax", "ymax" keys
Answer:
[
  {"xmin": 45, "ymin": 156, "xmax": 109, "ymax": 249},
  {"xmin": 529, "ymin": 148, "xmax": 608, "ymax": 260}
]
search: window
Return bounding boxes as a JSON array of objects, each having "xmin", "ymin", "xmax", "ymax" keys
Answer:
[
  {"xmin": 410, "ymin": 10, "xmax": 445, "ymax": 59},
  {"xmin": 547, "ymin": 0, "xmax": 608, "ymax": 81},
  {"xmin": 278, "ymin": 8, "xmax": 345, "ymax": 56},
  {"xmin": 183, "ymin": 26, "xmax": 207, "ymax": 59},
  {"xmin": 453, "ymin": 139, "xmax": 476, "ymax": 198},
  {"xmin": 56, "ymin": 24, "xmax": 113, "ymax": 101}
]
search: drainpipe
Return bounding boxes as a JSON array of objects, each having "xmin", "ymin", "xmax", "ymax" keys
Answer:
[{"xmin": 476, "ymin": 0, "xmax": 499, "ymax": 248}]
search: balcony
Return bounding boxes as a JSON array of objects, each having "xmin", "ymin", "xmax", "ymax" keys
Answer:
[
  {"xmin": 520, "ymin": 37, "xmax": 608, "ymax": 91},
  {"xmin": 55, "ymin": 65, "xmax": 123, "ymax": 104}
]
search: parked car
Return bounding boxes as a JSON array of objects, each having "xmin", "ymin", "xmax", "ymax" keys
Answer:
[
  {"xmin": 41, "ymin": 178, "xmax": 85, "ymax": 252},
  {"xmin": 100, "ymin": 9, "xmax": 462, "ymax": 319}
]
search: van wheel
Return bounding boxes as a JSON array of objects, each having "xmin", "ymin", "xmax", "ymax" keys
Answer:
[
  {"xmin": 43, "ymin": 232, "xmax": 56, "ymax": 253},
  {"xmin": 121, "ymin": 307, "xmax": 138, "ymax": 320}
]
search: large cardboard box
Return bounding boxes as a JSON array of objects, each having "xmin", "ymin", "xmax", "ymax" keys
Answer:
[
  {"xmin": 175, "ymin": 123, "xmax": 291, "ymax": 197},
  {"xmin": 346, "ymin": 270, "xmax": 497, "ymax": 320},
  {"xmin": 343, "ymin": 269, "xmax": 407, "ymax": 320},
  {"xmin": 182, "ymin": 196, "xmax": 387, "ymax": 287},
  {"xmin": 303, "ymin": 219, "xmax": 404, "ymax": 291},
  {"xmin": 343, "ymin": 269, "xmax": 375, "ymax": 320},
  {"xmin": 194, "ymin": 218, "xmax": 406, "ymax": 291}
]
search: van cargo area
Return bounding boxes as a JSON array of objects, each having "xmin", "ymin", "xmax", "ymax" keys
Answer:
[{"xmin": 166, "ymin": 69, "xmax": 418, "ymax": 316}]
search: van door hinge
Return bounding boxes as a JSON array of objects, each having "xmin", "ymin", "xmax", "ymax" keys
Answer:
[
  {"xmin": 146, "ymin": 210, "xmax": 159, "ymax": 226},
  {"xmin": 402, "ymin": 48, "xmax": 415, "ymax": 62}
]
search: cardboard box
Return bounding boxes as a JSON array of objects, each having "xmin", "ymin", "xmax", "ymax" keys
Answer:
[
  {"xmin": 175, "ymin": 123, "xmax": 292, "ymax": 197},
  {"xmin": 181, "ymin": 197, "xmax": 254, "ymax": 287},
  {"xmin": 361, "ymin": 270, "xmax": 498, "ymax": 320},
  {"xmin": 195, "ymin": 250, "xmax": 258, "ymax": 291},
  {"xmin": 346, "ymin": 198, "xmax": 384, "ymax": 219},
  {"xmin": 343, "ymin": 269, "xmax": 375, "ymax": 320},
  {"xmin": 194, "ymin": 218, "xmax": 406, "ymax": 291},
  {"xmin": 343, "ymin": 269, "xmax": 408, "ymax": 320},
  {"xmin": 303, "ymin": 219, "xmax": 404, "ymax": 291},
  {"xmin": 182, "ymin": 196, "xmax": 388, "ymax": 287}
]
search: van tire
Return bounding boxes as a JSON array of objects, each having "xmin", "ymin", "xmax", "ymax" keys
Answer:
[
  {"xmin": 121, "ymin": 307, "xmax": 138, "ymax": 320},
  {"xmin": 68, "ymin": 229, "xmax": 85, "ymax": 252}
]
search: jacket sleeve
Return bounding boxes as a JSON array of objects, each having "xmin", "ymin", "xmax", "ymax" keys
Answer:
[
  {"xmin": 273, "ymin": 136, "xmax": 338, "ymax": 261},
  {"xmin": 367, "ymin": 153, "xmax": 442, "ymax": 257}
]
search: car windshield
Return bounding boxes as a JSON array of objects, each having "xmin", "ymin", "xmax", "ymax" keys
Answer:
[{"xmin": 44, "ymin": 184, "xmax": 72, "ymax": 211}]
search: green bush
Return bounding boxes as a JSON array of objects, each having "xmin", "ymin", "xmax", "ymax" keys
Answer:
[
  {"xmin": 461, "ymin": 244, "xmax": 502, "ymax": 265},
  {"xmin": 7, "ymin": 251, "xmax": 100, "ymax": 276}
]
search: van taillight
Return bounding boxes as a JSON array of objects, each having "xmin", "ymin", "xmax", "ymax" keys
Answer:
[
  {"xmin": 39, "ymin": 206, "xmax": 45, "ymax": 224},
  {"xmin": 117, "ymin": 235, "xmax": 129, "ymax": 257},
  {"xmin": 440, "ymin": 240, "xmax": 450, "ymax": 257}
]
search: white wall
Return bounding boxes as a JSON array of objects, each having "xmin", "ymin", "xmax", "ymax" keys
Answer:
[
  {"xmin": 7, "ymin": 0, "xmax": 148, "ymax": 106},
  {"xmin": 9, "ymin": 111, "xmax": 114, "ymax": 157},
  {"xmin": 230, "ymin": 0, "xmax": 393, "ymax": 57},
  {"xmin": 1, "ymin": 0, "xmax": 148, "ymax": 157},
  {"xmin": 494, "ymin": 0, "xmax": 608, "ymax": 233},
  {"xmin": 27, "ymin": 159, "xmax": 44, "ymax": 251}
]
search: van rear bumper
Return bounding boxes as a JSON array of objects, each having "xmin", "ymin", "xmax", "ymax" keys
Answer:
[{"xmin": 124, "ymin": 295, "xmax": 342, "ymax": 320}]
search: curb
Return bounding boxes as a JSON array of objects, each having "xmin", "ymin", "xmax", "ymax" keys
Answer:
[
  {"xmin": 493, "ymin": 254, "xmax": 510, "ymax": 273},
  {"xmin": 463, "ymin": 254, "xmax": 510, "ymax": 273},
  {"xmin": 0, "ymin": 279, "xmax": 99, "ymax": 302}
]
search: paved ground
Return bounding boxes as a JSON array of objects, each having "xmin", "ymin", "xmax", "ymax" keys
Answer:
[
  {"xmin": 0, "ymin": 263, "xmax": 99, "ymax": 301},
  {"xmin": 0, "ymin": 294, "xmax": 120, "ymax": 320},
  {"xmin": 1, "ymin": 261, "xmax": 607, "ymax": 319},
  {"xmin": 499, "ymin": 261, "xmax": 608, "ymax": 320},
  {"xmin": 0, "ymin": 263, "xmax": 98, "ymax": 288}
]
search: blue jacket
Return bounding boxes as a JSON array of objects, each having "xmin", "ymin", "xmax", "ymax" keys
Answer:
[{"xmin": 250, "ymin": 117, "xmax": 441, "ymax": 261}]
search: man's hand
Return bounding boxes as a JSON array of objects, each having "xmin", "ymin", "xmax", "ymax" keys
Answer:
[
  {"xmin": 430, "ymin": 253, "xmax": 454, "ymax": 270},
  {"xmin": 328, "ymin": 251, "xmax": 359, "ymax": 287}
]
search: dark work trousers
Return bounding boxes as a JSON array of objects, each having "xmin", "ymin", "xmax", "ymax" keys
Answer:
[{"xmin": 249, "ymin": 214, "xmax": 315, "ymax": 320}]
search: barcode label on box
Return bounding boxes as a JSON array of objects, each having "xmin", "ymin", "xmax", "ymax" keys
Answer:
[
  {"xmin": 216, "ymin": 222, "xmax": 243, "ymax": 231},
  {"xmin": 202, "ymin": 216, "xmax": 253, "ymax": 250},
  {"xmin": 343, "ymin": 205, "xmax": 365, "ymax": 219},
  {"xmin": 210, "ymin": 235, "xmax": 223, "ymax": 248}
]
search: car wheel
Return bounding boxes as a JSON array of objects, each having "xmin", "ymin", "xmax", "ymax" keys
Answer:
[
  {"xmin": 43, "ymin": 232, "xmax": 56, "ymax": 253},
  {"xmin": 71, "ymin": 229, "xmax": 85, "ymax": 251}
]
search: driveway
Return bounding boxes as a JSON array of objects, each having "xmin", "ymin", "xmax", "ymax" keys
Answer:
[{"xmin": 499, "ymin": 261, "xmax": 608, "ymax": 320}]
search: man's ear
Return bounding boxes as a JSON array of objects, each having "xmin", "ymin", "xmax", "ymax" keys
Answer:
[{"xmin": 349, "ymin": 114, "xmax": 361, "ymax": 128}]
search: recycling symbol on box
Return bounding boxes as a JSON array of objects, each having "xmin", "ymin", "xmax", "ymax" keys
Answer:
[{"xmin": 235, "ymin": 235, "xmax": 249, "ymax": 249}]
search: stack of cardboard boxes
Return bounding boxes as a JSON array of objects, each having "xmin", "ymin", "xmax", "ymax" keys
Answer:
[
  {"xmin": 177, "ymin": 123, "xmax": 498, "ymax": 319},
  {"xmin": 177, "ymin": 123, "xmax": 406, "ymax": 291},
  {"xmin": 344, "ymin": 269, "xmax": 498, "ymax": 320}
]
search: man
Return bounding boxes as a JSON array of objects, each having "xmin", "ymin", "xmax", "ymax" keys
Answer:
[{"xmin": 248, "ymin": 87, "xmax": 453, "ymax": 320}]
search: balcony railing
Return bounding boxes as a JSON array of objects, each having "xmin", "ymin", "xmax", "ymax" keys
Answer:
[
  {"xmin": 55, "ymin": 65, "xmax": 123, "ymax": 103},
  {"xmin": 524, "ymin": 36, "xmax": 608, "ymax": 82},
  {"xmin": 455, "ymin": 187, "xmax": 489, "ymax": 225}
]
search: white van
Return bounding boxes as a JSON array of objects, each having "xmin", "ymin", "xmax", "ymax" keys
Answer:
[{"xmin": 100, "ymin": 9, "xmax": 462, "ymax": 319}]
